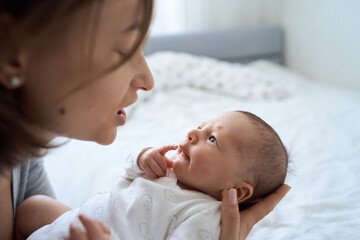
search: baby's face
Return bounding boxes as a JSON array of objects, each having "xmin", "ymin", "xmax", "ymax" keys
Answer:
[{"xmin": 173, "ymin": 111, "xmax": 256, "ymax": 200}]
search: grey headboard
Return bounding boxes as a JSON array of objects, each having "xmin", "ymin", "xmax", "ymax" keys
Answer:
[{"xmin": 143, "ymin": 26, "xmax": 283, "ymax": 64}]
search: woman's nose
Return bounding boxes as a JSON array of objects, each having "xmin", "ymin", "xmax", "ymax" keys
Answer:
[
  {"xmin": 187, "ymin": 129, "xmax": 198, "ymax": 144},
  {"xmin": 131, "ymin": 51, "xmax": 154, "ymax": 91}
]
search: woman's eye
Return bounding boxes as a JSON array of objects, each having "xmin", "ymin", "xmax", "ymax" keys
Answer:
[{"xmin": 209, "ymin": 136, "xmax": 217, "ymax": 145}]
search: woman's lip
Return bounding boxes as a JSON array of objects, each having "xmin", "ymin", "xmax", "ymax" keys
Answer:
[{"xmin": 117, "ymin": 109, "xmax": 127, "ymax": 126}]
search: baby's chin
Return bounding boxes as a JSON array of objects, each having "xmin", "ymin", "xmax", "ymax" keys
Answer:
[
  {"xmin": 176, "ymin": 180, "xmax": 195, "ymax": 191},
  {"xmin": 176, "ymin": 179, "xmax": 222, "ymax": 200}
]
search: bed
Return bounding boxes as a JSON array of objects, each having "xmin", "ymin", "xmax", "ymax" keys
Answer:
[{"xmin": 44, "ymin": 27, "xmax": 360, "ymax": 239}]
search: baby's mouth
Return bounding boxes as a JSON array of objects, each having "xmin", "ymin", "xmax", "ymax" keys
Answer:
[
  {"xmin": 177, "ymin": 143, "xmax": 190, "ymax": 161},
  {"xmin": 180, "ymin": 151, "xmax": 190, "ymax": 161}
]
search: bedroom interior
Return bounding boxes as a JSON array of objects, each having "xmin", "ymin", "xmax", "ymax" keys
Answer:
[{"xmin": 44, "ymin": 1, "xmax": 360, "ymax": 239}]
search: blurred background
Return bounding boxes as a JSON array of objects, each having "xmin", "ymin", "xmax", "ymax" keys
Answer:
[{"xmin": 151, "ymin": 0, "xmax": 360, "ymax": 90}]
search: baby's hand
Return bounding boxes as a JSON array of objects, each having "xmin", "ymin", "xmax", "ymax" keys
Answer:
[{"xmin": 137, "ymin": 145, "xmax": 178, "ymax": 178}]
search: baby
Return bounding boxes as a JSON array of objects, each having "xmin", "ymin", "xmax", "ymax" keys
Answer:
[{"xmin": 22, "ymin": 111, "xmax": 288, "ymax": 240}]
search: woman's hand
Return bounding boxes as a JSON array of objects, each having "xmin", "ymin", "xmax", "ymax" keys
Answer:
[
  {"xmin": 65, "ymin": 215, "xmax": 111, "ymax": 240},
  {"xmin": 219, "ymin": 184, "xmax": 291, "ymax": 240}
]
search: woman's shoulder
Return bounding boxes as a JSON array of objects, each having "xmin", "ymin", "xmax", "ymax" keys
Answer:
[
  {"xmin": 12, "ymin": 158, "xmax": 55, "ymax": 210},
  {"xmin": 13, "ymin": 158, "xmax": 45, "ymax": 186}
]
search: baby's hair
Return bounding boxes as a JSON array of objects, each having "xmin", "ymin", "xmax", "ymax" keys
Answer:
[{"xmin": 236, "ymin": 111, "xmax": 289, "ymax": 207}]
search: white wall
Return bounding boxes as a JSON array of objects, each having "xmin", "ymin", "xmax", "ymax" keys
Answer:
[
  {"xmin": 279, "ymin": 0, "xmax": 360, "ymax": 89},
  {"xmin": 151, "ymin": 0, "xmax": 268, "ymax": 34},
  {"xmin": 151, "ymin": 0, "xmax": 360, "ymax": 89}
]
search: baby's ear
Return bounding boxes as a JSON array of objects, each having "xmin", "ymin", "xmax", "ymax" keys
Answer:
[{"xmin": 236, "ymin": 182, "xmax": 253, "ymax": 204}]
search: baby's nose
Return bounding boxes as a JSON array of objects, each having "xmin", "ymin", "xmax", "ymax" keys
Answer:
[
  {"xmin": 178, "ymin": 138, "xmax": 187, "ymax": 153},
  {"xmin": 188, "ymin": 133, "xmax": 197, "ymax": 144}
]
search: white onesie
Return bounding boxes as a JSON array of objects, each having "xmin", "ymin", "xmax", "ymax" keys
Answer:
[{"xmin": 28, "ymin": 151, "xmax": 221, "ymax": 240}]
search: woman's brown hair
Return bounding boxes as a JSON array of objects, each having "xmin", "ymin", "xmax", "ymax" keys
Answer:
[{"xmin": 0, "ymin": 0, "xmax": 153, "ymax": 172}]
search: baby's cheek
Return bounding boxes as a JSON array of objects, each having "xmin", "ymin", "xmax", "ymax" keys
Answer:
[
  {"xmin": 193, "ymin": 156, "xmax": 212, "ymax": 174},
  {"xmin": 172, "ymin": 160, "xmax": 186, "ymax": 175},
  {"xmin": 172, "ymin": 160, "xmax": 180, "ymax": 172}
]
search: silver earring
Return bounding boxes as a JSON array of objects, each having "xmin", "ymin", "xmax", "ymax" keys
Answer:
[{"xmin": 10, "ymin": 77, "xmax": 21, "ymax": 88}]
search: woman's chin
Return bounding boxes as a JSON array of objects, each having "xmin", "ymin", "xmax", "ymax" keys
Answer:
[{"xmin": 93, "ymin": 129, "xmax": 117, "ymax": 145}]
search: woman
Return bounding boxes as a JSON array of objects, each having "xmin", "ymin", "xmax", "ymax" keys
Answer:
[{"xmin": 0, "ymin": 0, "xmax": 290, "ymax": 239}]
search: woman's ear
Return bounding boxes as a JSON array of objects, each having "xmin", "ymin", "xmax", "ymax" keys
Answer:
[
  {"xmin": 236, "ymin": 182, "xmax": 253, "ymax": 204},
  {"xmin": 0, "ymin": 52, "xmax": 26, "ymax": 89},
  {"xmin": 0, "ymin": 13, "xmax": 26, "ymax": 89}
]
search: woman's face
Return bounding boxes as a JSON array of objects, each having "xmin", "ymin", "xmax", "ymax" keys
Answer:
[{"xmin": 19, "ymin": 0, "xmax": 153, "ymax": 145}]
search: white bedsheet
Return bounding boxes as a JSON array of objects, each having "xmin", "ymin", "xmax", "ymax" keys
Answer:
[{"xmin": 44, "ymin": 53, "xmax": 360, "ymax": 239}]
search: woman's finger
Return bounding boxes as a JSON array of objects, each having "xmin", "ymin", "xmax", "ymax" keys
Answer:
[
  {"xmin": 79, "ymin": 215, "xmax": 110, "ymax": 240},
  {"xmin": 240, "ymin": 184, "xmax": 291, "ymax": 226},
  {"xmin": 68, "ymin": 223, "xmax": 87, "ymax": 240},
  {"xmin": 219, "ymin": 189, "xmax": 239, "ymax": 240},
  {"xmin": 97, "ymin": 220, "xmax": 111, "ymax": 235}
]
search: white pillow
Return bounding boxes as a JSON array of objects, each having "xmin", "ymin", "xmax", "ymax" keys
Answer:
[{"xmin": 146, "ymin": 51, "xmax": 302, "ymax": 100}]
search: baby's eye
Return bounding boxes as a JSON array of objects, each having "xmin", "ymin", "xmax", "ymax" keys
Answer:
[
  {"xmin": 209, "ymin": 136, "xmax": 217, "ymax": 145},
  {"xmin": 197, "ymin": 126, "xmax": 201, "ymax": 129}
]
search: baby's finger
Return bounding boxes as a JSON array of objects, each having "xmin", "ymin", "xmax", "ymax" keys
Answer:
[
  {"xmin": 158, "ymin": 145, "xmax": 178, "ymax": 156},
  {"xmin": 142, "ymin": 162, "xmax": 158, "ymax": 178},
  {"xmin": 164, "ymin": 156, "xmax": 174, "ymax": 168},
  {"xmin": 153, "ymin": 152, "xmax": 169, "ymax": 173},
  {"xmin": 68, "ymin": 223, "xmax": 87, "ymax": 240},
  {"xmin": 79, "ymin": 215, "xmax": 110, "ymax": 240},
  {"xmin": 148, "ymin": 158, "xmax": 166, "ymax": 177}
]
